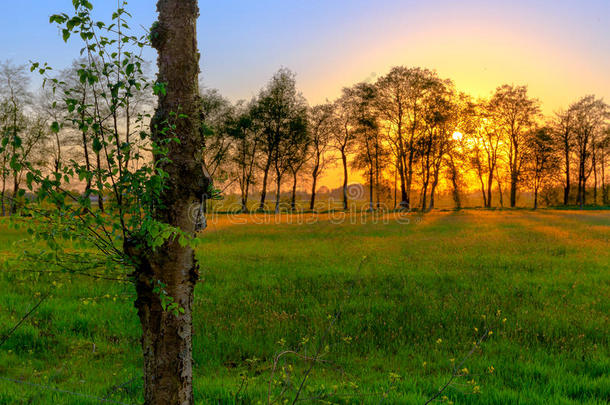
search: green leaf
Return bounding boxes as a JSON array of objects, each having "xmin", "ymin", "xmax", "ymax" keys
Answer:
[{"xmin": 92, "ymin": 137, "xmax": 102, "ymax": 153}]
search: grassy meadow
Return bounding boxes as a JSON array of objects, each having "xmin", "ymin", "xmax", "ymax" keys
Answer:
[{"xmin": 0, "ymin": 210, "xmax": 608, "ymax": 404}]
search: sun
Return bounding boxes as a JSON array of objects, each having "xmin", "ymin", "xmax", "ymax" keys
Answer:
[{"xmin": 452, "ymin": 131, "xmax": 463, "ymax": 141}]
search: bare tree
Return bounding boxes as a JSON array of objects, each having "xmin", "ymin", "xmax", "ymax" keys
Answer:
[
  {"xmin": 466, "ymin": 99, "xmax": 502, "ymax": 208},
  {"xmin": 201, "ymin": 88, "xmax": 233, "ymax": 183},
  {"xmin": 526, "ymin": 127, "xmax": 558, "ymax": 209},
  {"xmin": 489, "ymin": 85, "xmax": 541, "ymax": 207},
  {"xmin": 255, "ymin": 68, "xmax": 306, "ymax": 212},
  {"xmin": 331, "ymin": 88, "xmax": 359, "ymax": 210},
  {"xmin": 552, "ymin": 108, "xmax": 575, "ymax": 205},
  {"xmin": 349, "ymin": 83, "xmax": 381, "ymax": 211},
  {"xmin": 229, "ymin": 100, "xmax": 260, "ymax": 212},
  {"xmin": 308, "ymin": 103, "xmax": 334, "ymax": 210},
  {"xmin": 0, "ymin": 61, "xmax": 32, "ymax": 214},
  {"xmin": 285, "ymin": 114, "xmax": 310, "ymax": 210},
  {"xmin": 600, "ymin": 127, "xmax": 610, "ymax": 205},
  {"xmin": 375, "ymin": 67, "xmax": 438, "ymax": 209},
  {"xmin": 570, "ymin": 96, "xmax": 609, "ymax": 207},
  {"xmin": 417, "ymin": 78, "xmax": 457, "ymax": 211}
]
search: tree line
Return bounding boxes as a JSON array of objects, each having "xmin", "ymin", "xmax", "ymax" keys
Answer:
[{"xmin": 1, "ymin": 61, "xmax": 609, "ymax": 215}]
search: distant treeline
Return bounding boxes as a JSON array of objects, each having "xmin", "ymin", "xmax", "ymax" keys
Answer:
[{"xmin": 1, "ymin": 61, "xmax": 609, "ymax": 215}]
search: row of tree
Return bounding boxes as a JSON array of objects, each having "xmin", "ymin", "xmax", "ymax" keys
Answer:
[
  {"xmin": 1, "ymin": 61, "xmax": 609, "ymax": 215},
  {"xmin": 201, "ymin": 67, "xmax": 610, "ymax": 211}
]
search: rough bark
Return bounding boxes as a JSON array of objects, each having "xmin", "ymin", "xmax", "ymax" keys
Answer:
[{"xmin": 134, "ymin": 1, "xmax": 208, "ymax": 404}]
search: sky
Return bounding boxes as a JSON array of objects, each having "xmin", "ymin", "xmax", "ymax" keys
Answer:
[
  {"xmin": 1, "ymin": 0, "xmax": 609, "ymax": 188},
  {"xmin": 2, "ymin": 0, "xmax": 609, "ymax": 113}
]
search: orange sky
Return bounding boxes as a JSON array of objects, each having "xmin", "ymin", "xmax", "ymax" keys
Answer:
[{"xmin": 4, "ymin": 1, "xmax": 608, "ymax": 191}]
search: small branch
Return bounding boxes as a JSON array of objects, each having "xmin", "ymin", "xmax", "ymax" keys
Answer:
[
  {"xmin": 0, "ymin": 290, "xmax": 52, "ymax": 349},
  {"xmin": 424, "ymin": 329, "xmax": 490, "ymax": 405}
]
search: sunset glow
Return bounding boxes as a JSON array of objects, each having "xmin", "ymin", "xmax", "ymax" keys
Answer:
[{"xmin": 0, "ymin": 1, "xmax": 609, "ymax": 404}]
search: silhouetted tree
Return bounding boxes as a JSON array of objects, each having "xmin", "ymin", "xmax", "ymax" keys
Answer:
[
  {"xmin": 349, "ymin": 83, "xmax": 381, "ymax": 211},
  {"xmin": 285, "ymin": 113, "xmax": 310, "ymax": 210},
  {"xmin": 417, "ymin": 78, "xmax": 456, "ymax": 211},
  {"xmin": 466, "ymin": 99, "xmax": 502, "ymax": 208},
  {"xmin": 332, "ymin": 87, "xmax": 359, "ymax": 210},
  {"xmin": 570, "ymin": 96, "xmax": 609, "ymax": 207},
  {"xmin": 376, "ymin": 67, "xmax": 438, "ymax": 209},
  {"xmin": 526, "ymin": 127, "xmax": 558, "ymax": 209},
  {"xmin": 489, "ymin": 85, "xmax": 541, "ymax": 207},
  {"xmin": 308, "ymin": 103, "xmax": 334, "ymax": 210},
  {"xmin": 255, "ymin": 69, "xmax": 306, "ymax": 211},
  {"xmin": 201, "ymin": 88, "xmax": 234, "ymax": 190},
  {"xmin": 552, "ymin": 108, "xmax": 575, "ymax": 205},
  {"xmin": 229, "ymin": 100, "xmax": 260, "ymax": 212}
]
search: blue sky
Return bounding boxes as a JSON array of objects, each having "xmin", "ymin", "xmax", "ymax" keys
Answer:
[{"xmin": 1, "ymin": 0, "xmax": 609, "ymax": 111}]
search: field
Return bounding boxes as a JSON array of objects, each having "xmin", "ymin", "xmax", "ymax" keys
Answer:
[{"xmin": 0, "ymin": 210, "xmax": 608, "ymax": 404}]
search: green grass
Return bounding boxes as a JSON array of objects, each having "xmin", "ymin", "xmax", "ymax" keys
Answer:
[{"xmin": 0, "ymin": 210, "xmax": 609, "ymax": 404}]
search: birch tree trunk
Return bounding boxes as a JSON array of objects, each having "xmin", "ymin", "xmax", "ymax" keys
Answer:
[{"xmin": 133, "ymin": 1, "xmax": 208, "ymax": 404}]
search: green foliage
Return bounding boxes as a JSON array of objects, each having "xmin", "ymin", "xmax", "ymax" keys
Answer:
[
  {"xmin": 17, "ymin": 1, "xmax": 194, "ymax": 305},
  {"xmin": 152, "ymin": 281, "xmax": 185, "ymax": 317}
]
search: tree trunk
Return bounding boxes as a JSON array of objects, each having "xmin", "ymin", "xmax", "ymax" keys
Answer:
[
  {"xmin": 420, "ymin": 182, "xmax": 428, "ymax": 212},
  {"xmin": 81, "ymin": 92, "xmax": 93, "ymax": 193},
  {"xmin": 275, "ymin": 173, "xmax": 282, "ymax": 214},
  {"xmin": 486, "ymin": 169, "xmax": 494, "ymax": 208},
  {"xmin": 136, "ymin": 1, "xmax": 208, "ymax": 404},
  {"xmin": 96, "ymin": 151, "xmax": 104, "ymax": 212},
  {"xmin": 291, "ymin": 172, "xmax": 297, "ymax": 211},
  {"xmin": 403, "ymin": 151, "xmax": 413, "ymax": 209},
  {"xmin": 368, "ymin": 167, "xmax": 374, "ymax": 212},
  {"xmin": 259, "ymin": 158, "xmax": 271, "ymax": 211},
  {"xmin": 592, "ymin": 151, "xmax": 598, "ymax": 205},
  {"xmin": 374, "ymin": 142, "xmax": 380, "ymax": 210},
  {"xmin": 496, "ymin": 166, "xmax": 504, "ymax": 208},
  {"xmin": 476, "ymin": 167, "xmax": 487, "ymax": 208},
  {"xmin": 341, "ymin": 150, "xmax": 348, "ymax": 211},
  {"xmin": 1, "ymin": 176, "xmax": 5, "ymax": 217},
  {"xmin": 309, "ymin": 162, "xmax": 319, "ymax": 210},
  {"xmin": 449, "ymin": 158, "xmax": 461, "ymax": 210},
  {"xmin": 393, "ymin": 167, "xmax": 397, "ymax": 209},
  {"xmin": 10, "ymin": 174, "xmax": 18, "ymax": 215},
  {"xmin": 602, "ymin": 149, "xmax": 608, "ymax": 205},
  {"xmin": 564, "ymin": 146, "xmax": 570, "ymax": 205},
  {"xmin": 509, "ymin": 170, "xmax": 517, "ymax": 208},
  {"xmin": 578, "ymin": 160, "xmax": 586, "ymax": 207},
  {"xmin": 241, "ymin": 181, "xmax": 249, "ymax": 213},
  {"xmin": 428, "ymin": 178, "xmax": 439, "ymax": 212}
]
